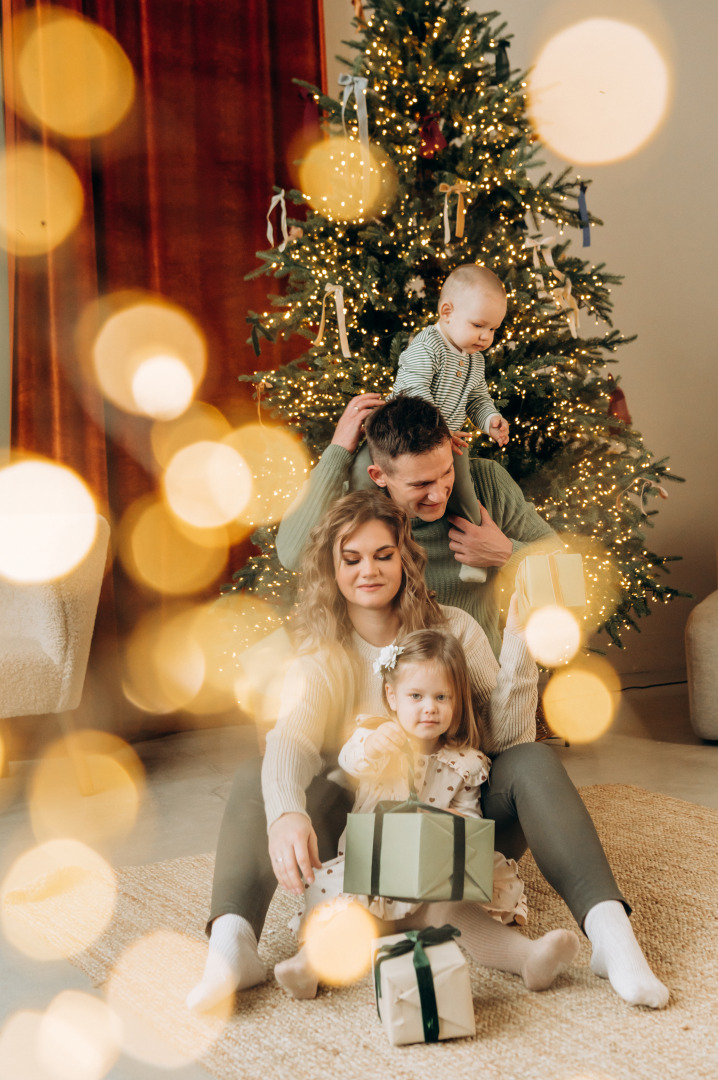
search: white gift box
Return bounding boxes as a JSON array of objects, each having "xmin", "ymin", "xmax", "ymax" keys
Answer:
[
  {"xmin": 515, "ymin": 551, "xmax": 586, "ymax": 623},
  {"xmin": 371, "ymin": 930, "xmax": 476, "ymax": 1046}
]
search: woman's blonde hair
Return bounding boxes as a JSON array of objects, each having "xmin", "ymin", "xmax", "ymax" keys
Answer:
[
  {"xmin": 292, "ymin": 490, "xmax": 445, "ymax": 652},
  {"xmin": 383, "ymin": 628, "xmax": 483, "ymax": 750}
]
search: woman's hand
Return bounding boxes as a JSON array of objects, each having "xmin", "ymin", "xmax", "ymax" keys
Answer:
[
  {"xmin": 268, "ymin": 813, "xmax": 322, "ymax": 896},
  {"xmin": 364, "ymin": 719, "xmax": 407, "ymax": 760},
  {"xmin": 331, "ymin": 393, "xmax": 384, "ymax": 453}
]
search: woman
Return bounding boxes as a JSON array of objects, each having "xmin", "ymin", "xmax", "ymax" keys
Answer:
[{"xmin": 188, "ymin": 491, "xmax": 668, "ymax": 1012}]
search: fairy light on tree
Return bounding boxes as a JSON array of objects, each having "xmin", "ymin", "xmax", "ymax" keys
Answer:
[{"xmin": 226, "ymin": 0, "xmax": 685, "ymax": 647}]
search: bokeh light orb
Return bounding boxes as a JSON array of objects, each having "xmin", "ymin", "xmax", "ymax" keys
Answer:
[
  {"xmin": 299, "ymin": 136, "xmax": 397, "ymax": 222},
  {"xmin": 1, "ymin": 839, "xmax": 116, "ymax": 961},
  {"xmin": 118, "ymin": 496, "xmax": 228, "ymax": 595},
  {"xmin": 16, "ymin": 8, "xmax": 135, "ymax": 138},
  {"xmin": 29, "ymin": 731, "xmax": 143, "ymax": 845},
  {"xmin": 92, "ymin": 295, "xmax": 206, "ymax": 418},
  {"xmin": 0, "ymin": 461, "xmax": 97, "ymax": 583},
  {"xmin": 224, "ymin": 423, "xmax": 310, "ymax": 527},
  {"xmin": 107, "ymin": 931, "xmax": 230, "ymax": 1067},
  {"xmin": 131, "ymin": 355, "xmax": 195, "ymax": 420},
  {"xmin": 525, "ymin": 604, "xmax": 581, "ymax": 667},
  {"xmin": 303, "ymin": 900, "xmax": 377, "ymax": 985},
  {"xmin": 528, "ymin": 19, "xmax": 669, "ymax": 164},
  {"xmin": 38, "ymin": 991, "xmax": 122, "ymax": 1080},
  {"xmin": 163, "ymin": 440, "xmax": 252, "ymax": 528},
  {"xmin": 122, "ymin": 605, "xmax": 208, "ymax": 714},
  {"xmin": 0, "ymin": 144, "xmax": 84, "ymax": 255},
  {"xmin": 150, "ymin": 401, "xmax": 232, "ymax": 470},
  {"xmin": 542, "ymin": 657, "xmax": 621, "ymax": 744}
]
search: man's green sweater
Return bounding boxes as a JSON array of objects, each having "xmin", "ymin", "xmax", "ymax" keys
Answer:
[{"xmin": 276, "ymin": 444, "xmax": 557, "ymax": 658}]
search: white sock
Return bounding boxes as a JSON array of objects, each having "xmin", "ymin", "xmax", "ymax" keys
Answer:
[
  {"xmin": 459, "ymin": 563, "xmax": 487, "ymax": 584},
  {"xmin": 584, "ymin": 900, "xmax": 669, "ymax": 1009},
  {"xmin": 275, "ymin": 947, "xmax": 319, "ymax": 1000},
  {"xmin": 186, "ymin": 914, "xmax": 267, "ymax": 1013}
]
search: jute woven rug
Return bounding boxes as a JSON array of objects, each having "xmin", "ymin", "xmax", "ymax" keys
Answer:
[{"xmin": 17, "ymin": 785, "xmax": 718, "ymax": 1080}]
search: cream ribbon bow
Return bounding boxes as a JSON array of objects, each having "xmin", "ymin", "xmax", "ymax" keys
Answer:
[
  {"xmin": 439, "ymin": 181, "xmax": 469, "ymax": 244},
  {"xmin": 313, "ymin": 283, "xmax": 351, "ymax": 359},
  {"xmin": 615, "ymin": 477, "xmax": 669, "ymax": 516},
  {"xmin": 524, "ymin": 235, "xmax": 580, "ymax": 336},
  {"xmin": 338, "ymin": 74, "xmax": 369, "ymax": 147},
  {"xmin": 266, "ymin": 189, "xmax": 288, "ymax": 252}
]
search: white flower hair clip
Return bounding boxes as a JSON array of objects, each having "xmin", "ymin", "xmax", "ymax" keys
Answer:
[{"xmin": 373, "ymin": 644, "xmax": 404, "ymax": 676}]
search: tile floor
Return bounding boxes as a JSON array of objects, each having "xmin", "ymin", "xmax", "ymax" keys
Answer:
[{"xmin": 1, "ymin": 682, "xmax": 716, "ymax": 1079}]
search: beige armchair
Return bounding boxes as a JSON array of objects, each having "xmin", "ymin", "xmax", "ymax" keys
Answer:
[{"xmin": 0, "ymin": 516, "xmax": 111, "ymax": 790}]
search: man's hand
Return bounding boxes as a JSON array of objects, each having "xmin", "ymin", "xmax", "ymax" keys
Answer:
[
  {"xmin": 331, "ymin": 393, "xmax": 385, "ymax": 454},
  {"xmin": 488, "ymin": 416, "xmax": 510, "ymax": 447},
  {"xmin": 446, "ymin": 504, "xmax": 513, "ymax": 568},
  {"xmin": 364, "ymin": 720, "xmax": 407, "ymax": 760},
  {"xmin": 268, "ymin": 813, "xmax": 322, "ymax": 896}
]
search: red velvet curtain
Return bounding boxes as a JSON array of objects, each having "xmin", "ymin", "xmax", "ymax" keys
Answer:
[{"xmin": 1, "ymin": 0, "xmax": 325, "ymax": 742}]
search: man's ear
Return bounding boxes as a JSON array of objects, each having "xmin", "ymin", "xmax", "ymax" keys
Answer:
[{"xmin": 367, "ymin": 463, "xmax": 388, "ymax": 488}]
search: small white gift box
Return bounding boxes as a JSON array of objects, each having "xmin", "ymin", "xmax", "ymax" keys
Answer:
[
  {"xmin": 516, "ymin": 552, "xmax": 586, "ymax": 622},
  {"xmin": 371, "ymin": 927, "xmax": 476, "ymax": 1046}
]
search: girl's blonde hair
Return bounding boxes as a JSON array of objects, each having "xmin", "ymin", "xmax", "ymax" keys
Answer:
[
  {"xmin": 293, "ymin": 490, "xmax": 445, "ymax": 653},
  {"xmin": 383, "ymin": 628, "xmax": 483, "ymax": 750}
]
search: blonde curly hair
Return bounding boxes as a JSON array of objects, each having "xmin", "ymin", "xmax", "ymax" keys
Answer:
[{"xmin": 292, "ymin": 490, "xmax": 445, "ymax": 653}]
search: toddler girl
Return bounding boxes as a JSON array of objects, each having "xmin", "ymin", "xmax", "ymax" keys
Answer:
[{"xmin": 274, "ymin": 628, "xmax": 579, "ymax": 999}]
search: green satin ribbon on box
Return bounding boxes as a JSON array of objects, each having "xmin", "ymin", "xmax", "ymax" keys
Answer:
[
  {"xmin": 368, "ymin": 791, "xmax": 466, "ymax": 900},
  {"xmin": 374, "ymin": 925, "xmax": 461, "ymax": 1043}
]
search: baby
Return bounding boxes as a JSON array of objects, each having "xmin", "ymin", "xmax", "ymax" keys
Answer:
[{"xmin": 355, "ymin": 264, "xmax": 509, "ymax": 583}]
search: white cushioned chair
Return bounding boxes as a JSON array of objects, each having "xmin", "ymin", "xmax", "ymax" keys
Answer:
[
  {"xmin": 685, "ymin": 589, "xmax": 718, "ymax": 742},
  {"xmin": 0, "ymin": 516, "xmax": 111, "ymax": 790}
]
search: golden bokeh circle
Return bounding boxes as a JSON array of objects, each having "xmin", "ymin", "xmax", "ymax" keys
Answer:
[
  {"xmin": 0, "ymin": 460, "xmax": 97, "ymax": 583},
  {"xmin": 525, "ymin": 605, "xmax": 581, "ymax": 667},
  {"xmin": 299, "ymin": 136, "xmax": 397, "ymax": 222},
  {"xmin": 150, "ymin": 401, "xmax": 232, "ymax": 470},
  {"xmin": 122, "ymin": 605, "xmax": 208, "ymax": 714},
  {"xmin": 118, "ymin": 495, "xmax": 228, "ymax": 595},
  {"xmin": 163, "ymin": 440, "xmax": 253, "ymax": 529},
  {"xmin": 38, "ymin": 991, "xmax": 122, "ymax": 1080},
  {"xmin": 303, "ymin": 900, "xmax": 377, "ymax": 986},
  {"xmin": 0, "ymin": 144, "xmax": 84, "ymax": 256},
  {"xmin": 92, "ymin": 296, "xmax": 206, "ymax": 418},
  {"xmin": 1, "ymin": 838, "xmax": 116, "ymax": 960},
  {"xmin": 542, "ymin": 657, "xmax": 621, "ymax": 744},
  {"xmin": 29, "ymin": 730, "xmax": 143, "ymax": 845},
  {"xmin": 107, "ymin": 930, "xmax": 231, "ymax": 1067},
  {"xmin": 223, "ymin": 423, "xmax": 310, "ymax": 527},
  {"xmin": 16, "ymin": 9, "xmax": 135, "ymax": 138}
]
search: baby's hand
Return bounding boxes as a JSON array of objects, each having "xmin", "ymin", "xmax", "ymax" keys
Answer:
[
  {"xmin": 364, "ymin": 720, "xmax": 407, "ymax": 760},
  {"xmin": 450, "ymin": 431, "xmax": 470, "ymax": 455},
  {"xmin": 489, "ymin": 416, "xmax": 509, "ymax": 447}
]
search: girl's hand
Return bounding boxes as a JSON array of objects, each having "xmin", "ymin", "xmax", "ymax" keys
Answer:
[
  {"xmin": 450, "ymin": 431, "xmax": 469, "ymax": 455},
  {"xmin": 364, "ymin": 719, "xmax": 406, "ymax": 760}
]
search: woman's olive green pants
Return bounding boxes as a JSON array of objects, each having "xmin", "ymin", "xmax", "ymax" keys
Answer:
[{"xmin": 207, "ymin": 741, "xmax": 628, "ymax": 940}]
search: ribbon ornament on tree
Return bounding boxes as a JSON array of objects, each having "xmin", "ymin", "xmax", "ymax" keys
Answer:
[
  {"xmin": 338, "ymin": 74, "xmax": 369, "ymax": 148},
  {"xmin": 374, "ymin": 925, "xmax": 461, "ymax": 1043},
  {"xmin": 524, "ymin": 235, "xmax": 579, "ymax": 336},
  {"xmin": 615, "ymin": 476, "xmax": 669, "ymax": 516},
  {"xmin": 313, "ymin": 282, "xmax": 351, "ymax": 358},
  {"xmin": 578, "ymin": 183, "xmax": 591, "ymax": 248},
  {"xmin": 439, "ymin": 182, "xmax": 469, "ymax": 244},
  {"xmin": 266, "ymin": 189, "xmax": 289, "ymax": 252}
]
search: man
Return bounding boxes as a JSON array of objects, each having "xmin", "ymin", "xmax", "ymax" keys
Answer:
[{"xmin": 277, "ymin": 392, "xmax": 558, "ymax": 658}]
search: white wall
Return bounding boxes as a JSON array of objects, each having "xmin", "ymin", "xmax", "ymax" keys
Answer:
[{"xmin": 323, "ymin": 0, "xmax": 718, "ymax": 679}]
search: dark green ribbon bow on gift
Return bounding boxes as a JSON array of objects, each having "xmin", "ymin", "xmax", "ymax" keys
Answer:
[{"xmin": 374, "ymin": 924, "xmax": 461, "ymax": 1043}]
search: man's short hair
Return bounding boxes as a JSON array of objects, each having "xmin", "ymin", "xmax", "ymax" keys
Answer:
[{"xmin": 364, "ymin": 394, "xmax": 451, "ymax": 472}]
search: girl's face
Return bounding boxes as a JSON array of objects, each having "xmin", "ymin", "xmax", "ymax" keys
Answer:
[
  {"xmin": 334, "ymin": 519, "xmax": 404, "ymax": 617},
  {"xmin": 385, "ymin": 659, "xmax": 455, "ymax": 753}
]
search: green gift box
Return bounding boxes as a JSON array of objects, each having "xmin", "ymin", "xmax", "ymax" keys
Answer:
[{"xmin": 343, "ymin": 796, "xmax": 494, "ymax": 903}]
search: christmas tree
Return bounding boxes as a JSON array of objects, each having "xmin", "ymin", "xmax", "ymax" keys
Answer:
[{"xmin": 228, "ymin": 0, "xmax": 685, "ymax": 648}]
